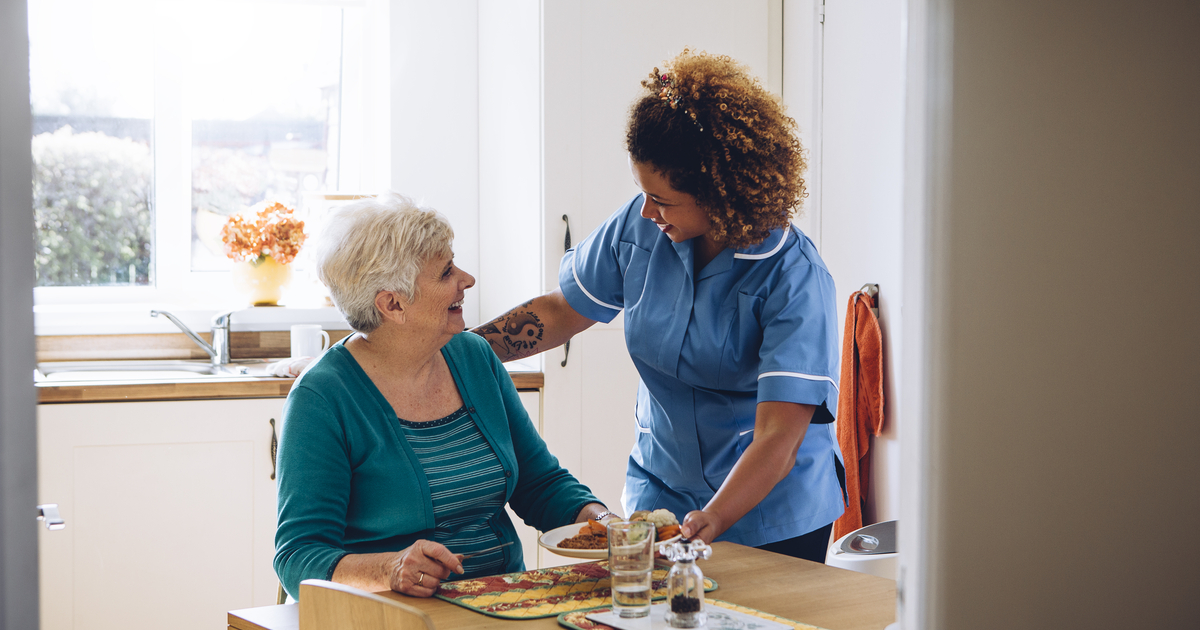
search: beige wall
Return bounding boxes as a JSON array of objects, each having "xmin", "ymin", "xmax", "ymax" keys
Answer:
[{"xmin": 913, "ymin": 1, "xmax": 1200, "ymax": 627}]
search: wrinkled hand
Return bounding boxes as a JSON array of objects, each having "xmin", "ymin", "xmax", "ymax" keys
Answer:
[
  {"xmin": 680, "ymin": 510, "xmax": 725, "ymax": 544},
  {"xmin": 387, "ymin": 539, "xmax": 463, "ymax": 597}
]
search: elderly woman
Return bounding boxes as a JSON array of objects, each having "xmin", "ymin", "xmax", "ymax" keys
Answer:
[
  {"xmin": 274, "ymin": 192, "xmax": 608, "ymax": 599},
  {"xmin": 475, "ymin": 49, "xmax": 845, "ymax": 563}
]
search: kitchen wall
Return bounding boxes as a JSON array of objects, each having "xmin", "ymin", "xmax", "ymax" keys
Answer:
[
  {"xmin": 387, "ymin": 0, "xmax": 542, "ymax": 333},
  {"xmin": 790, "ymin": 0, "xmax": 907, "ymax": 526},
  {"xmin": 902, "ymin": 1, "xmax": 1200, "ymax": 627}
]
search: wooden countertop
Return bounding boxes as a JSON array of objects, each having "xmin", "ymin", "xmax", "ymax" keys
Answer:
[
  {"xmin": 36, "ymin": 330, "xmax": 543, "ymax": 403},
  {"xmin": 37, "ymin": 371, "xmax": 545, "ymax": 403},
  {"xmin": 228, "ymin": 542, "xmax": 896, "ymax": 630}
]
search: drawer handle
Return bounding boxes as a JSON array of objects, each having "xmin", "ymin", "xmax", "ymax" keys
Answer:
[{"xmin": 270, "ymin": 418, "xmax": 278, "ymax": 481}]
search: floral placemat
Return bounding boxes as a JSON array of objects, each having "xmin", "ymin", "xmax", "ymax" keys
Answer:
[
  {"xmin": 557, "ymin": 598, "xmax": 829, "ymax": 630},
  {"xmin": 433, "ymin": 560, "xmax": 716, "ymax": 619}
]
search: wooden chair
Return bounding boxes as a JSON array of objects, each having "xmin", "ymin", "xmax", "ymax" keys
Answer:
[{"xmin": 298, "ymin": 579, "xmax": 436, "ymax": 630}]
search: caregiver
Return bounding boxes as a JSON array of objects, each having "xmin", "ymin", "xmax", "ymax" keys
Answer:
[{"xmin": 473, "ymin": 49, "xmax": 846, "ymax": 562}]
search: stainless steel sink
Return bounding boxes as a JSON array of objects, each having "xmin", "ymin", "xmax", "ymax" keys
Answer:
[{"xmin": 35, "ymin": 359, "xmax": 276, "ymax": 383}]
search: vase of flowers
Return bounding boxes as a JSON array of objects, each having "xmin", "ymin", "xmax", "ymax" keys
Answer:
[{"xmin": 220, "ymin": 201, "xmax": 307, "ymax": 306}]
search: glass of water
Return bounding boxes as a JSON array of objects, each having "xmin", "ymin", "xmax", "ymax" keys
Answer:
[{"xmin": 607, "ymin": 520, "xmax": 656, "ymax": 618}]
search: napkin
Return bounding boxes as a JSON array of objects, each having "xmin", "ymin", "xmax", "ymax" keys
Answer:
[{"xmin": 266, "ymin": 356, "xmax": 315, "ymax": 378}]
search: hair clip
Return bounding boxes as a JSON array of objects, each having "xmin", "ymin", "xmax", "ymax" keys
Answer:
[{"xmin": 655, "ymin": 68, "xmax": 702, "ymax": 131}]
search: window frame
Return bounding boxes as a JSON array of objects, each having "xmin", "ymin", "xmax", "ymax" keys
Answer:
[{"xmin": 33, "ymin": 0, "xmax": 388, "ymax": 327}]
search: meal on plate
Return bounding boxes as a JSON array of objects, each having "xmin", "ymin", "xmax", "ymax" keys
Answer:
[{"xmin": 556, "ymin": 509, "xmax": 682, "ymax": 550}]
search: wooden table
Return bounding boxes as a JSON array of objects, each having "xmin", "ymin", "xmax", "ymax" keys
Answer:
[{"xmin": 228, "ymin": 542, "xmax": 896, "ymax": 630}]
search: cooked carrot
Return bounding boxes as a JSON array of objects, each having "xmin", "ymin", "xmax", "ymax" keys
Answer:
[
  {"xmin": 657, "ymin": 524, "xmax": 681, "ymax": 540},
  {"xmin": 588, "ymin": 518, "xmax": 608, "ymax": 535}
]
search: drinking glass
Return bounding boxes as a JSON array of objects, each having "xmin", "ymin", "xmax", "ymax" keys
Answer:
[{"xmin": 607, "ymin": 520, "xmax": 655, "ymax": 618}]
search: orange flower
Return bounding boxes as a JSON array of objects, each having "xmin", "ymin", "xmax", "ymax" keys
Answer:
[{"xmin": 220, "ymin": 202, "xmax": 306, "ymax": 264}]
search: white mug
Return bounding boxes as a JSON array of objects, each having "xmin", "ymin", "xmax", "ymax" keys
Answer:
[{"xmin": 290, "ymin": 324, "xmax": 330, "ymax": 358}]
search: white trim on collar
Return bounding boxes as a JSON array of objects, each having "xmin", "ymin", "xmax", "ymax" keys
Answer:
[{"xmin": 733, "ymin": 228, "xmax": 788, "ymax": 260}]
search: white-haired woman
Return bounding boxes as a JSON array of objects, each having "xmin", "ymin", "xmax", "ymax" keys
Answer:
[{"xmin": 273, "ymin": 192, "xmax": 607, "ymax": 600}]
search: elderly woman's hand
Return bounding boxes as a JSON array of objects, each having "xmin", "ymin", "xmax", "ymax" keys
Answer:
[{"xmin": 387, "ymin": 539, "xmax": 464, "ymax": 596}]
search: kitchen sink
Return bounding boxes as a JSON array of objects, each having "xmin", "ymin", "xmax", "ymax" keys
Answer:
[{"xmin": 35, "ymin": 359, "xmax": 277, "ymax": 383}]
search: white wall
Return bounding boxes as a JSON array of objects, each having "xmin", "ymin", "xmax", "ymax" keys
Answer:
[
  {"xmin": 809, "ymin": 0, "xmax": 907, "ymax": 525},
  {"xmin": 905, "ymin": 1, "xmax": 1200, "ymax": 627},
  {"xmin": 478, "ymin": 0, "xmax": 542, "ymax": 331},
  {"xmin": 389, "ymin": 1, "xmax": 543, "ymax": 333},
  {"xmin": 389, "ymin": 0, "xmax": 482, "ymax": 325},
  {"xmin": 781, "ymin": 0, "xmax": 818, "ymax": 241},
  {"xmin": 0, "ymin": 0, "xmax": 39, "ymax": 626}
]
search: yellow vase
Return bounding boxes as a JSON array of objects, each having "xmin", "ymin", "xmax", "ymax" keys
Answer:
[{"xmin": 234, "ymin": 255, "xmax": 291, "ymax": 306}]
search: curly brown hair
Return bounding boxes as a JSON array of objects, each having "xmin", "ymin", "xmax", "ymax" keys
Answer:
[{"xmin": 625, "ymin": 49, "xmax": 806, "ymax": 248}]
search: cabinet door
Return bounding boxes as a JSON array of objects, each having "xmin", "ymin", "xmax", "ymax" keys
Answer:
[
  {"xmin": 505, "ymin": 391, "xmax": 542, "ymax": 571},
  {"xmin": 38, "ymin": 398, "xmax": 284, "ymax": 630}
]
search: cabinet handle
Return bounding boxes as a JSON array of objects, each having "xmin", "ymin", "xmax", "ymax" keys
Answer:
[
  {"xmin": 560, "ymin": 214, "xmax": 573, "ymax": 368},
  {"xmin": 270, "ymin": 418, "xmax": 278, "ymax": 481}
]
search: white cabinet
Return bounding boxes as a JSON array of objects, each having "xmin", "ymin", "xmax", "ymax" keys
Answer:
[
  {"xmin": 38, "ymin": 389, "xmax": 549, "ymax": 630},
  {"xmin": 506, "ymin": 390, "xmax": 585, "ymax": 569},
  {"xmin": 37, "ymin": 398, "xmax": 284, "ymax": 630}
]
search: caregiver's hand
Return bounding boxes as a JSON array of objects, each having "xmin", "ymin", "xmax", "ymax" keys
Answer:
[
  {"xmin": 386, "ymin": 540, "xmax": 464, "ymax": 597},
  {"xmin": 686, "ymin": 402, "xmax": 818, "ymax": 543},
  {"xmin": 680, "ymin": 510, "xmax": 725, "ymax": 545}
]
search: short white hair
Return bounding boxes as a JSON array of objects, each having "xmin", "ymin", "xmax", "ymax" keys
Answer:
[{"xmin": 315, "ymin": 192, "xmax": 454, "ymax": 333}]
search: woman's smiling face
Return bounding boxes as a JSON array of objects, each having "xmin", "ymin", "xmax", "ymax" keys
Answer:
[
  {"xmin": 630, "ymin": 158, "xmax": 713, "ymax": 243},
  {"xmin": 406, "ymin": 252, "xmax": 475, "ymax": 338}
]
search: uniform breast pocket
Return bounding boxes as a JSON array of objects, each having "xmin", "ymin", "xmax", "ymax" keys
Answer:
[
  {"xmin": 718, "ymin": 292, "xmax": 765, "ymax": 390},
  {"xmin": 618, "ymin": 242, "xmax": 651, "ymax": 308}
]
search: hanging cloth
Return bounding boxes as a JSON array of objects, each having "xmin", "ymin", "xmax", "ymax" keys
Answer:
[{"xmin": 833, "ymin": 290, "xmax": 885, "ymax": 541}]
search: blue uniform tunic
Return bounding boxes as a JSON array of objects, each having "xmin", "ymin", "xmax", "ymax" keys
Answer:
[{"xmin": 559, "ymin": 195, "xmax": 847, "ymax": 547}]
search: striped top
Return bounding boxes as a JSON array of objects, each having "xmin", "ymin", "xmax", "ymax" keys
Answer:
[{"xmin": 398, "ymin": 406, "xmax": 508, "ymax": 578}]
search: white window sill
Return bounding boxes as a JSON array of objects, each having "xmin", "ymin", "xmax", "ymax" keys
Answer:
[{"xmin": 34, "ymin": 304, "xmax": 349, "ymax": 336}]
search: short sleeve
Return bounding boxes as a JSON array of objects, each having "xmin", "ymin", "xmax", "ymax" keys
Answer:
[
  {"xmin": 755, "ymin": 258, "xmax": 841, "ymax": 412},
  {"xmin": 557, "ymin": 199, "xmax": 639, "ymax": 323}
]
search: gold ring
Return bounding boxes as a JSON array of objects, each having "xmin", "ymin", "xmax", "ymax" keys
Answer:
[{"xmin": 417, "ymin": 572, "xmax": 425, "ymax": 585}]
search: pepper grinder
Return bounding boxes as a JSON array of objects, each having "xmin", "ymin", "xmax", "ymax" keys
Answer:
[{"xmin": 663, "ymin": 538, "xmax": 712, "ymax": 628}]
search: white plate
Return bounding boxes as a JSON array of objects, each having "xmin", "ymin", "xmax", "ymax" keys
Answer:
[{"xmin": 537, "ymin": 523, "xmax": 682, "ymax": 560}]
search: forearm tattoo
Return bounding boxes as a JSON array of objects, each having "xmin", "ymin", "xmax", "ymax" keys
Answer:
[{"xmin": 472, "ymin": 300, "xmax": 545, "ymax": 361}]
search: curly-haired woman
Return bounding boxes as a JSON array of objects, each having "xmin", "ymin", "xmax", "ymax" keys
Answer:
[{"xmin": 474, "ymin": 50, "xmax": 845, "ymax": 562}]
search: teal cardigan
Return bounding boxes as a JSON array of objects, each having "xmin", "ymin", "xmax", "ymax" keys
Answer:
[{"xmin": 273, "ymin": 332, "xmax": 600, "ymax": 599}]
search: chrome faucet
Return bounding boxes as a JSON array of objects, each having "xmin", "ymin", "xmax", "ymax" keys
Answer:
[{"xmin": 151, "ymin": 309, "xmax": 236, "ymax": 367}]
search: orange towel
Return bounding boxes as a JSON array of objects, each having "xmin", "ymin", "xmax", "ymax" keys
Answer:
[{"xmin": 833, "ymin": 290, "xmax": 885, "ymax": 541}]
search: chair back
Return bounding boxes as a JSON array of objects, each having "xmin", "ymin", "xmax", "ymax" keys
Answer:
[{"xmin": 298, "ymin": 579, "xmax": 436, "ymax": 630}]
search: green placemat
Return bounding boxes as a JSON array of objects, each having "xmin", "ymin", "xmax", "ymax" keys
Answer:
[
  {"xmin": 434, "ymin": 560, "xmax": 716, "ymax": 620},
  {"xmin": 557, "ymin": 598, "xmax": 830, "ymax": 630}
]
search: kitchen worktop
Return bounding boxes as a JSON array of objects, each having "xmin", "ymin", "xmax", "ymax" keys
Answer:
[
  {"xmin": 36, "ymin": 370, "xmax": 545, "ymax": 403},
  {"xmin": 35, "ymin": 329, "xmax": 544, "ymax": 403}
]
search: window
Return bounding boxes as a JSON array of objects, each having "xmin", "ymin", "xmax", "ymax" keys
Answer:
[
  {"xmin": 29, "ymin": 0, "xmax": 154, "ymax": 287},
  {"xmin": 30, "ymin": 0, "xmax": 386, "ymax": 311}
]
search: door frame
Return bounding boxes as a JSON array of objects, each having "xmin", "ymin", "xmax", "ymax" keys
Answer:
[{"xmin": 0, "ymin": 0, "xmax": 40, "ymax": 627}]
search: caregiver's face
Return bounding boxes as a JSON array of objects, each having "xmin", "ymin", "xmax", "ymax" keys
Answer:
[{"xmin": 630, "ymin": 158, "xmax": 712, "ymax": 243}]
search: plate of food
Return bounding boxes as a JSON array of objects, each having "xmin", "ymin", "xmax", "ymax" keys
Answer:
[{"xmin": 538, "ymin": 509, "xmax": 684, "ymax": 560}]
